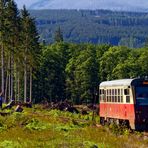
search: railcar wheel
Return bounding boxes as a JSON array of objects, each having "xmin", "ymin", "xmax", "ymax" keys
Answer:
[
  {"xmin": 115, "ymin": 119, "xmax": 120, "ymax": 125},
  {"xmin": 100, "ymin": 117, "xmax": 105, "ymax": 126},
  {"xmin": 121, "ymin": 120, "xmax": 130, "ymax": 128}
]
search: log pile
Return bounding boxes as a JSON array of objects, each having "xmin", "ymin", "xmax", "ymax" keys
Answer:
[{"xmin": 48, "ymin": 101, "xmax": 79, "ymax": 114}]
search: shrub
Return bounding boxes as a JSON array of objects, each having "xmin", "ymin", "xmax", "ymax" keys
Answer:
[
  {"xmin": 25, "ymin": 118, "xmax": 51, "ymax": 131},
  {"xmin": 0, "ymin": 116, "xmax": 7, "ymax": 132},
  {"xmin": 0, "ymin": 140, "xmax": 21, "ymax": 148},
  {"xmin": 109, "ymin": 123, "xmax": 130, "ymax": 136},
  {"xmin": 83, "ymin": 141, "xmax": 98, "ymax": 148}
]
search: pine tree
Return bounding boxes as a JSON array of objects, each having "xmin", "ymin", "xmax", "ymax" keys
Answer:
[
  {"xmin": 0, "ymin": 0, "xmax": 6, "ymax": 95},
  {"xmin": 4, "ymin": 0, "xmax": 21, "ymax": 101},
  {"xmin": 54, "ymin": 27, "xmax": 63, "ymax": 43},
  {"xmin": 21, "ymin": 5, "xmax": 40, "ymax": 102}
]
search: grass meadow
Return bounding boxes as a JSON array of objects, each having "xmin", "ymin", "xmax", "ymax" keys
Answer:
[{"xmin": 0, "ymin": 105, "xmax": 147, "ymax": 148}]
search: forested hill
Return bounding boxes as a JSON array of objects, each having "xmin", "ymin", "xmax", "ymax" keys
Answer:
[{"xmin": 30, "ymin": 9, "xmax": 148, "ymax": 48}]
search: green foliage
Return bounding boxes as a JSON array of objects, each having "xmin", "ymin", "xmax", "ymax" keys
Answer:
[
  {"xmin": 34, "ymin": 43, "xmax": 68, "ymax": 102},
  {"xmin": 25, "ymin": 118, "xmax": 50, "ymax": 131},
  {"xmin": 65, "ymin": 44, "xmax": 99, "ymax": 104},
  {"xmin": 109, "ymin": 123, "xmax": 130, "ymax": 136},
  {"xmin": 55, "ymin": 124, "xmax": 76, "ymax": 132},
  {"xmin": 0, "ymin": 108, "xmax": 146, "ymax": 147},
  {"xmin": 83, "ymin": 141, "xmax": 98, "ymax": 148},
  {"xmin": 0, "ymin": 118, "xmax": 7, "ymax": 132},
  {"xmin": 0, "ymin": 140, "xmax": 21, "ymax": 148},
  {"xmin": 0, "ymin": 112, "xmax": 31, "ymax": 129},
  {"xmin": 100, "ymin": 46, "xmax": 131, "ymax": 80},
  {"xmin": 0, "ymin": 1, "xmax": 40, "ymax": 103},
  {"xmin": 33, "ymin": 41, "xmax": 148, "ymax": 104}
]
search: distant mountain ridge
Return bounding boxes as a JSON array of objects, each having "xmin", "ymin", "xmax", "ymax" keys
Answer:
[
  {"xmin": 15, "ymin": 0, "xmax": 148, "ymax": 12},
  {"xmin": 30, "ymin": 9, "xmax": 148, "ymax": 47}
]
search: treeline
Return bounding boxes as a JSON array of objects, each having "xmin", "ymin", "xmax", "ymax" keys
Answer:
[
  {"xmin": 30, "ymin": 9, "xmax": 148, "ymax": 48},
  {"xmin": 33, "ymin": 42, "xmax": 148, "ymax": 104},
  {"xmin": 0, "ymin": 0, "xmax": 40, "ymax": 103}
]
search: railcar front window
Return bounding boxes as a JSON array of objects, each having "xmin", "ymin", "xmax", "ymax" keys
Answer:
[{"xmin": 136, "ymin": 87, "xmax": 148, "ymax": 105}]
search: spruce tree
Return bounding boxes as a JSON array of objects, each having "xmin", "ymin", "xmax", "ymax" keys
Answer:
[
  {"xmin": 4, "ymin": 0, "xmax": 21, "ymax": 101},
  {"xmin": 0, "ymin": 0, "xmax": 6, "ymax": 95},
  {"xmin": 54, "ymin": 27, "xmax": 63, "ymax": 43},
  {"xmin": 21, "ymin": 5, "xmax": 40, "ymax": 102}
]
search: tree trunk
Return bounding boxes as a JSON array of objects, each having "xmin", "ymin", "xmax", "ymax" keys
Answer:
[
  {"xmin": 17, "ymin": 72, "xmax": 20, "ymax": 102},
  {"xmin": 4, "ymin": 72, "xmax": 8, "ymax": 103},
  {"xmin": 29, "ymin": 67, "xmax": 32, "ymax": 102},
  {"xmin": 1, "ymin": 44, "xmax": 4, "ymax": 94},
  {"xmin": 24, "ymin": 56, "xmax": 27, "ymax": 103},
  {"xmin": 15, "ymin": 69, "xmax": 17, "ymax": 101},
  {"xmin": 8, "ymin": 56, "xmax": 11, "ymax": 101},
  {"xmin": 10, "ymin": 54, "xmax": 13, "ymax": 100}
]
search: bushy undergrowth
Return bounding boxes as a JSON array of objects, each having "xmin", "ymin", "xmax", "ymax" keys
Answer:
[
  {"xmin": 83, "ymin": 141, "xmax": 98, "ymax": 148},
  {"xmin": 108, "ymin": 123, "xmax": 130, "ymax": 136},
  {"xmin": 0, "ymin": 140, "xmax": 21, "ymax": 148},
  {"xmin": 0, "ymin": 106, "xmax": 147, "ymax": 148},
  {"xmin": 25, "ymin": 118, "xmax": 51, "ymax": 131},
  {"xmin": 0, "ymin": 120, "xmax": 7, "ymax": 132}
]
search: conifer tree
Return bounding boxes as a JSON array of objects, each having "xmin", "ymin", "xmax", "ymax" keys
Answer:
[
  {"xmin": 4, "ymin": 0, "xmax": 21, "ymax": 101},
  {"xmin": 21, "ymin": 6, "xmax": 40, "ymax": 102},
  {"xmin": 54, "ymin": 27, "xmax": 63, "ymax": 43},
  {"xmin": 0, "ymin": 0, "xmax": 6, "ymax": 95}
]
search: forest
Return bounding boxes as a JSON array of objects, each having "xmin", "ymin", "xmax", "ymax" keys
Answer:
[
  {"xmin": 30, "ymin": 9, "xmax": 148, "ymax": 48},
  {"xmin": 33, "ymin": 42, "xmax": 148, "ymax": 104},
  {"xmin": 0, "ymin": 1, "xmax": 148, "ymax": 105},
  {"xmin": 0, "ymin": 0, "xmax": 40, "ymax": 103}
]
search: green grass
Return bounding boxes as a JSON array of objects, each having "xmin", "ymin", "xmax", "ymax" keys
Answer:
[{"xmin": 0, "ymin": 105, "xmax": 147, "ymax": 148}]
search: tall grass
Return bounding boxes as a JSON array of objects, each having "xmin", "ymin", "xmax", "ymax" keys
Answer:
[{"xmin": 0, "ymin": 106, "xmax": 147, "ymax": 147}]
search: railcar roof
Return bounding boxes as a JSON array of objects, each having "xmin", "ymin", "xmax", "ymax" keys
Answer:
[{"xmin": 100, "ymin": 79, "xmax": 134, "ymax": 87}]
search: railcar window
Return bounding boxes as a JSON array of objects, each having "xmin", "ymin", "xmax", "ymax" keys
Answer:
[
  {"xmin": 112, "ymin": 96, "xmax": 115, "ymax": 102},
  {"xmin": 106, "ymin": 89, "xmax": 111, "ymax": 102},
  {"xmin": 121, "ymin": 96, "xmax": 123, "ymax": 102},
  {"xmin": 100, "ymin": 94, "xmax": 104, "ymax": 101},
  {"xmin": 109, "ymin": 96, "xmax": 111, "ymax": 102},
  {"xmin": 104, "ymin": 88, "xmax": 125, "ymax": 103},
  {"xmin": 115, "ymin": 89, "xmax": 117, "ymax": 95},
  {"xmin": 124, "ymin": 89, "xmax": 129, "ymax": 95},
  {"xmin": 104, "ymin": 90, "xmax": 106, "ymax": 95},
  {"xmin": 99, "ymin": 90, "xmax": 101, "ymax": 95},
  {"xmin": 118, "ymin": 89, "xmax": 120, "ymax": 95},
  {"xmin": 118, "ymin": 96, "xmax": 120, "ymax": 102},
  {"xmin": 136, "ymin": 87, "xmax": 148, "ymax": 105},
  {"xmin": 121, "ymin": 89, "xmax": 123, "ymax": 95},
  {"xmin": 126, "ymin": 96, "xmax": 130, "ymax": 103},
  {"xmin": 115, "ymin": 96, "xmax": 117, "ymax": 102},
  {"xmin": 100, "ymin": 89, "xmax": 107, "ymax": 102},
  {"xmin": 100, "ymin": 89, "xmax": 104, "ymax": 95},
  {"xmin": 112, "ymin": 89, "xmax": 114, "ymax": 95}
]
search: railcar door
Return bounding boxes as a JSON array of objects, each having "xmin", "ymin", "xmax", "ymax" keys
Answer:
[
  {"xmin": 135, "ymin": 84, "xmax": 148, "ymax": 130},
  {"xmin": 99, "ymin": 89, "xmax": 107, "ymax": 121}
]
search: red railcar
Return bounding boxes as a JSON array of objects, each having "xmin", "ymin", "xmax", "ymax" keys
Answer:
[{"xmin": 99, "ymin": 78, "xmax": 148, "ymax": 130}]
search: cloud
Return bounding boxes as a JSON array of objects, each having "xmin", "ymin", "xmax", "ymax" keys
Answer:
[
  {"xmin": 14, "ymin": 0, "xmax": 148, "ymax": 11},
  {"xmin": 14, "ymin": 0, "xmax": 37, "ymax": 8}
]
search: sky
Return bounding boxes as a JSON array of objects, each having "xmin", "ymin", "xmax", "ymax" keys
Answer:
[{"xmin": 14, "ymin": 0, "xmax": 148, "ymax": 11}]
